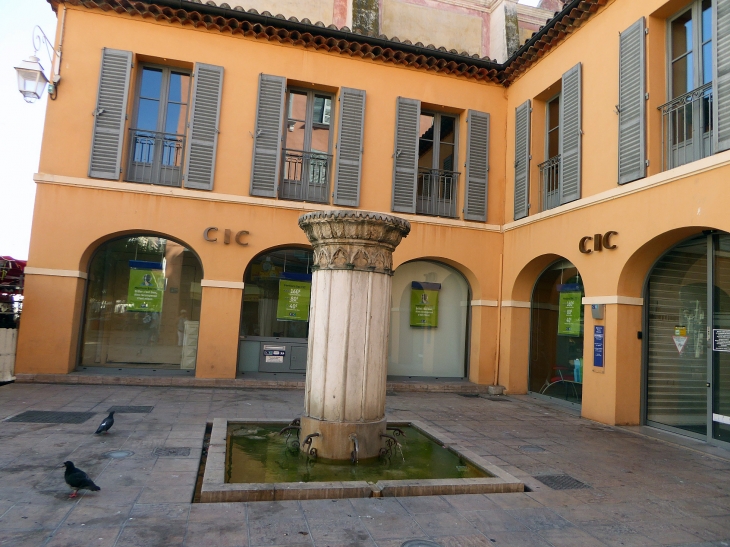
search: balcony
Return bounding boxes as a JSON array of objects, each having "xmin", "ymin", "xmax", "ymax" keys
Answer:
[
  {"xmin": 416, "ymin": 168, "xmax": 459, "ymax": 218},
  {"xmin": 279, "ymin": 149, "xmax": 332, "ymax": 203},
  {"xmin": 539, "ymin": 154, "xmax": 561, "ymax": 212},
  {"xmin": 659, "ymin": 82, "xmax": 713, "ymax": 171},
  {"xmin": 125, "ymin": 129, "xmax": 186, "ymax": 187}
]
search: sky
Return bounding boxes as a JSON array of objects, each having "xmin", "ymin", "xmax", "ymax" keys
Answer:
[
  {"xmin": 0, "ymin": 0, "xmax": 56, "ymax": 260},
  {"xmin": 0, "ymin": 0, "xmax": 540, "ymax": 261}
]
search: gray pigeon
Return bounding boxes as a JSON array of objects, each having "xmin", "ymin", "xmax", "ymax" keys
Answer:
[
  {"xmin": 95, "ymin": 411, "xmax": 114, "ymax": 434},
  {"xmin": 63, "ymin": 461, "xmax": 100, "ymax": 498}
]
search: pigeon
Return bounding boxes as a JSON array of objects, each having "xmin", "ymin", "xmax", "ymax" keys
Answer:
[
  {"xmin": 95, "ymin": 411, "xmax": 114, "ymax": 434},
  {"xmin": 62, "ymin": 461, "xmax": 100, "ymax": 498}
]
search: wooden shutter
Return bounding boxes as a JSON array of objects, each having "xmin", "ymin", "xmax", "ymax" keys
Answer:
[
  {"xmin": 559, "ymin": 63, "xmax": 582, "ymax": 204},
  {"xmin": 184, "ymin": 63, "xmax": 223, "ymax": 190},
  {"xmin": 713, "ymin": 0, "xmax": 730, "ymax": 152},
  {"xmin": 618, "ymin": 17, "xmax": 646, "ymax": 185},
  {"xmin": 250, "ymin": 74, "xmax": 286, "ymax": 197},
  {"xmin": 88, "ymin": 48, "xmax": 132, "ymax": 180},
  {"xmin": 334, "ymin": 87, "xmax": 366, "ymax": 206},
  {"xmin": 392, "ymin": 97, "xmax": 420, "ymax": 213},
  {"xmin": 464, "ymin": 110, "xmax": 490, "ymax": 221},
  {"xmin": 513, "ymin": 100, "xmax": 531, "ymax": 221}
]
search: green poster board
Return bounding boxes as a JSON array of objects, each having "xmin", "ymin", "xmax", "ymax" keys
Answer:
[
  {"xmin": 558, "ymin": 291, "xmax": 582, "ymax": 336},
  {"xmin": 410, "ymin": 282, "xmax": 441, "ymax": 328},
  {"xmin": 276, "ymin": 279, "xmax": 311, "ymax": 322},
  {"xmin": 127, "ymin": 268, "xmax": 165, "ymax": 312}
]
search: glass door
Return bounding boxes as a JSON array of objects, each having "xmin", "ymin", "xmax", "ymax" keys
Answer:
[{"xmin": 711, "ymin": 235, "xmax": 730, "ymax": 443}]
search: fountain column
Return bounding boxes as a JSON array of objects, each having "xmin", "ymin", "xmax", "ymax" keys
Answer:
[{"xmin": 298, "ymin": 210, "xmax": 410, "ymax": 460}]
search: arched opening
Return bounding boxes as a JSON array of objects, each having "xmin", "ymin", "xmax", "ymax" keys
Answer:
[
  {"xmin": 529, "ymin": 259, "xmax": 585, "ymax": 405},
  {"xmin": 388, "ymin": 260, "xmax": 470, "ymax": 379},
  {"xmin": 644, "ymin": 232, "xmax": 730, "ymax": 445},
  {"xmin": 79, "ymin": 234, "xmax": 203, "ymax": 372},
  {"xmin": 238, "ymin": 246, "xmax": 314, "ymax": 375}
]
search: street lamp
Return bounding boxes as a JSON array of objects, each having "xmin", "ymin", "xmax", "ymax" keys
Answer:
[{"xmin": 14, "ymin": 26, "xmax": 61, "ymax": 104}]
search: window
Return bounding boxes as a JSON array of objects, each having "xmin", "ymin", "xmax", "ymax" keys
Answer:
[
  {"xmin": 661, "ymin": 0, "xmax": 713, "ymax": 170},
  {"xmin": 417, "ymin": 112, "xmax": 458, "ymax": 217},
  {"xmin": 280, "ymin": 89, "xmax": 334, "ymax": 203},
  {"xmin": 541, "ymin": 95, "xmax": 561, "ymax": 211},
  {"xmin": 127, "ymin": 65, "xmax": 191, "ymax": 187}
]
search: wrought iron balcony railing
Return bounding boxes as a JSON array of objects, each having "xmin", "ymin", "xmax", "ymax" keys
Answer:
[
  {"xmin": 539, "ymin": 154, "xmax": 561, "ymax": 212},
  {"xmin": 659, "ymin": 82, "xmax": 713, "ymax": 172},
  {"xmin": 279, "ymin": 149, "xmax": 332, "ymax": 203},
  {"xmin": 125, "ymin": 129, "xmax": 185, "ymax": 187},
  {"xmin": 416, "ymin": 168, "xmax": 459, "ymax": 218}
]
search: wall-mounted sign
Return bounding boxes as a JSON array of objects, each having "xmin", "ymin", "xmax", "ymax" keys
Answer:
[
  {"xmin": 203, "ymin": 227, "xmax": 249, "ymax": 246},
  {"xmin": 127, "ymin": 260, "xmax": 165, "ymax": 312},
  {"xmin": 594, "ymin": 325, "xmax": 605, "ymax": 368},
  {"xmin": 579, "ymin": 231, "xmax": 618, "ymax": 254},
  {"xmin": 712, "ymin": 329, "xmax": 730, "ymax": 352},
  {"xmin": 557, "ymin": 291, "xmax": 582, "ymax": 336},
  {"xmin": 263, "ymin": 345, "xmax": 286, "ymax": 363},
  {"xmin": 673, "ymin": 325, "xmax": 688, "ymax": 354},
  {"xmin": 276, "ymin": 279, "xmax": 311, "ymax": 322},
  {"xmin": 410, "ymin": 281, "xmax": 440, "ymax": 328}
]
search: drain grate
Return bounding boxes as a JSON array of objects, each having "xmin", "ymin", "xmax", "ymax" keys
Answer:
[
  {"xmin": 154, "ymin": 447, "xmax": 191, "ymax": 457},
  {"xmin": 103, "ymin": 450, "xmax": 134, "ymax": 459},
  {"xmin": 6, "ymin": 411, "xmax": 96, "ymax": 424},
  {"xmin": 534, "ymin": 474, "xmax": 590, "ymax": 490},
  {"xmin": 401, "ymin": 541, "xmax": 444, "ymax": 547},
  {"xmin": 107, "ymin": 406, "xmax": 154, "ymax": 414},
  {"xmin": 519, "ymin": 445, "xmax": 545, "ymax": 453},
  {"xmin": 458, "ymin": 393, "xmax": 480, "ymax": 398}
]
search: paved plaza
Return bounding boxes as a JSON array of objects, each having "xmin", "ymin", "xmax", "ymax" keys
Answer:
[{"xmin": 0, "ymin": 382, "xmax": 729, "ymax": 547}]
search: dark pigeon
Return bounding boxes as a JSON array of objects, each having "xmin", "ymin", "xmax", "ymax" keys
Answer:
[
  {"xmin": 63, "ymin": 461, "xmax": 100, "ymax": 498},
  {"xmin": 95, "ymin": 411, "xmax": 114, "ymax": 434}
]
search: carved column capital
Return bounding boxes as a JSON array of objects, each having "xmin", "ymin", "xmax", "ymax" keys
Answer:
[{"xmin": 298, "ymin": 210, "xmax": 411, "ymax": 274}]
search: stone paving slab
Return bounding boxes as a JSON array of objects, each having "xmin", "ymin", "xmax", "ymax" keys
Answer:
[{"xmin": 0, "ymin": 383, "xmax": 729, "ymax": 546}]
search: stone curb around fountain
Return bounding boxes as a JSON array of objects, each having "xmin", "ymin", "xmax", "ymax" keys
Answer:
[{"xmin": 199, "ymin": 418, "xmax": 524, "ymax": 502}]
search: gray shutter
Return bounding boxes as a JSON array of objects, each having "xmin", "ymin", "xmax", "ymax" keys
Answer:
[
  {"xmin": 618, "ymin": 17, "xmax": 646, "ymax": 185},
  {"xmin": 392, "ymin": 97, "xmax": 420, "ymax": 213},
  {"xmin": 88, "ymin": 48, "xmax": 132, "ymax": 180},
  {"xmin": 184, "ymin": 63, "xmax": 223, "ymax": 190},
  {"xmin": 464, "ymin": 110, "xmax": 490, "ymax": 221},
  {"xmin": 250, "ymin": 74, "xmax": 285, "ymax": 197},
  {"xmin": 713, "ymin": 0, "xmax": 730, "ymax": 152},
  {"xmin": 559, "ymin": 63, "xmax": 582, "ymax": 204},
  {"xmin": 334, "ymin": 87, "xmax": 366, "ymax": 206},
  {"xmin": 513, "ymin": 100, "xmax": 531, "ymax": 221}
]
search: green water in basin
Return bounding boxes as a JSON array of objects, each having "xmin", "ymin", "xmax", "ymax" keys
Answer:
[{"xmin": 226, "ymin": 424, "xmax": 490, "ymax": 484}]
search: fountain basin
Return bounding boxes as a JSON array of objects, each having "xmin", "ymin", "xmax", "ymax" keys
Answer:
[{"xmin": 199, "ymin": 418, "xmax": 524, "ymax": 502}]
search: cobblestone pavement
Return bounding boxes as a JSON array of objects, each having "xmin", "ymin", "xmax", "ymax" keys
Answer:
[{"xmin": 0, "ymin": 382, "xmax": 729, "ymax": 547}]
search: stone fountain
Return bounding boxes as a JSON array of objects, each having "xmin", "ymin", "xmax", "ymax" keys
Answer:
[{"xmin": 297, "ymin": 210, "xmax": 411, "ymax": 461}]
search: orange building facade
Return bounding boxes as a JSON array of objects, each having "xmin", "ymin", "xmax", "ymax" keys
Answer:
[{"xmin": 16, "ymin": 0, "xmax": 730, "ymax": 448}]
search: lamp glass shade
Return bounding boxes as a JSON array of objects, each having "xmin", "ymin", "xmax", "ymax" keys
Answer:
[{"xmin": 14, "ymin": 56, "xmax": 48, "ymax": 103}]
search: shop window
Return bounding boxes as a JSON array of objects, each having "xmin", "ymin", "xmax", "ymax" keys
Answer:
[
  {"xmin": 388, "ymin": 260, "xmax": 469, "ymax": 378},
  {"xmin": 529, "ymin": 260, "xmax": 584, "ymax": 404},
  {"xmin": 238, "ymin": 248, "xmax": 314, "ymax": 374},
  {"xmin": 280, "ymin": 89, "xmax": 334, "ymax": 203},
  {"xmin": 660, "ymin": 0, "xmax": 713, "ymax": 170},
  {"xmin": 126, "ymin": 65, "xmax": 192, "ymax": 187},
  {"xmin": 79, "ymin": 235, "xmax": 202, "ymax": 371}
]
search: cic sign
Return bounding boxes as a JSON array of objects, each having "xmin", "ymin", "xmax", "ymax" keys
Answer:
[
  {"xmin": 203, "ymin": 227, "xmax": 249, "ymax": 246},
  {"xmin": 579, "ymin": 231, "xmax": 618, "ymax": 254}
]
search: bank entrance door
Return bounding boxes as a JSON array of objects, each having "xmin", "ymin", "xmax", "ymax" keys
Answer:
[{"xmin": 645, "ymin": 233, "xmax": 730, "ymax": 445}]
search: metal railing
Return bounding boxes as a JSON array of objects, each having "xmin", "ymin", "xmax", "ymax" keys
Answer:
[
  {"xmin": 279, "ymin": 149, "xmax": 332, "ymax": 203},
  {"xmin": 539, "ymin": 154, "xmax": 561, "ymax": 212},
  {"xmin": 416, "ymin": 168, "xmax": 459, "ymax": 218},
  {"xmin": 126, "ymin": 129, "xmax": 186, "ymax": 187},
  {"xmin": 659, "ymin": 82, "xmax": 713, "ymax": 172}
]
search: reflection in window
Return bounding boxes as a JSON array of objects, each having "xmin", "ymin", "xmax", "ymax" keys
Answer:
[
  {"xmin": 416, "ymin": 112, "xmax": 458, "ymax": 217},
  {"xmin": 80, "ymin": 236, "xmax": 202, "ymax": 370}
]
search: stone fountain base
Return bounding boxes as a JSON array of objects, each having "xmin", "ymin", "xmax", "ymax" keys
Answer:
[{"xmin": 300, "ymin": 415, "xmax": 386, "ymax": 461}]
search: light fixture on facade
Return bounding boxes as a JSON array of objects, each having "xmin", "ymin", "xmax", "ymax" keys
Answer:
[{"xmin": 14, "ymin": 26, "xmax": 61, "ymax": 103}]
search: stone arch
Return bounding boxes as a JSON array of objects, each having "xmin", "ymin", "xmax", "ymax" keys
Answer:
[
  {"xmin": 242, "ymin": 243, "xmax": 313, "ymax": 280},
  {"xmin": 617, "ymin": 226, "xmax": 717, "ymax": 298},
  {"xmin": 508, "ymin": 253, "xmax": 565, "ymax": 302},
  {"xmin": 394, "ymin": 254, "xmax": 480, "ymax": 300}
]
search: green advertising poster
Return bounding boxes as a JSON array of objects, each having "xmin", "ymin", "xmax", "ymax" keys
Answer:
[
  {"xmin": 410, "ymin": 282, "xmax": 441, "ymax": 328},
  {"xmin": 127, "ymin": 266, "xmax": 165, "ymax": 312},
  {"xmin": 276, "ymin": 279, "xmax": 311, "ymax": 322},
  {"xmin": 557, "ymin": 291, "xmax": 583, "ymax": 336}
]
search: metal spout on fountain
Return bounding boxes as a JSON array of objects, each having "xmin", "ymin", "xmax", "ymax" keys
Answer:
[{"xmin": 349, "ymin": 433, "xmax": 359, "ymax": 464}]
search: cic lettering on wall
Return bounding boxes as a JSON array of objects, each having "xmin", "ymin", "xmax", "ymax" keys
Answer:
[
  {"xmin": 579, "ymin": 231, "xmax": 618, "ymax": 254},
  {"xmin": 203, "ymin": 227, "xmax": 249, "ymax": 246}
]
